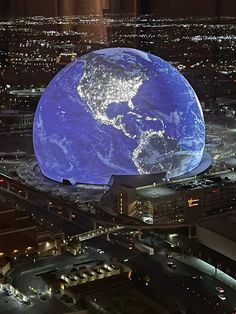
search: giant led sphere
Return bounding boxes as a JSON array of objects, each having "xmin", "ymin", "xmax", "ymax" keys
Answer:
[{"xmin": 33, "ymin": 48, "xmax": 205, "ymax": 185}]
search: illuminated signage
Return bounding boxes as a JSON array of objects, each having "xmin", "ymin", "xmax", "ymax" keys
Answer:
[{"xmin": 187, "ymin": 198, "xmax": 199, "ymax": 207}]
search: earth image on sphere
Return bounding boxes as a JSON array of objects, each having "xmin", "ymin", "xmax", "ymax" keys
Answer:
[{"xmin": 33, "ymin": 48, "xmax": 205, "ymax": 185}]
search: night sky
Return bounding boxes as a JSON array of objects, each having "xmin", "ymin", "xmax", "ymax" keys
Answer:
[{"xmin": 0, "ymin": 0, "xmax": 236, "ymax": 18}]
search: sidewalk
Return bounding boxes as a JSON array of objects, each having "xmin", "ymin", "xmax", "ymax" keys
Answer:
[{"xmin": 175, "ymin": 254, "xmax": 236, "ymax": 290}]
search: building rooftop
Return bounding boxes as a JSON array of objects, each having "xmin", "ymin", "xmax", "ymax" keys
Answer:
[
  {"xmin": 83, "ymin": 280, "xmax": 170, "ymax": 314},
  {"xmin": 0, "ymin": 223, "xmax": 37, "ymax": 236},
  {"xmin": 0, "ymin": 199, "xmax": 14, "ymax": 211},
  {"xmin": 0, "ymin": 110, "xmax": 34, "ymax": 116},
  {"xmin": 0, "ymin": 207, "xmax": 15, "ymax": 214},
  {"xmin": 137, "ymin": 185, "xmax": 176, "ymax": 199},
  {"xmin": 136, "ymin": 170, "xmax": 236, "ymax": 200},
  {"xmin": 110, "ymin": 173, "xmax": 166, "ymax": 190},
  {"xmin": 197, "ymin": 212, "xmax": 236, "ymax": 243}
]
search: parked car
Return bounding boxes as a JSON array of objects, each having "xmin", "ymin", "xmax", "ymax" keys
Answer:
[
  {"xmin": 166, "ymin": 252, "xmax": 173, "ymax": 258},
  {"xmin": 192, "ymin": 274, "xmax": 203, "ymax": 280},
  {"xmin": 3, "ymin": 288, "xmax": 13, "ymax": 296},
  {"xmin": 215, "ymin": 286, "xmax": 224, "ymax": 294},
  {"xmin": 167, "ymin": 261, "xmax": 176, "ymax": 269},
  {"xmin": 217, "ymin": 294, "xmax": 226, "ymax": 301}
]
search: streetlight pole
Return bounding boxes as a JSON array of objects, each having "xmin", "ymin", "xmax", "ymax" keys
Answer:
[{"xmin": 214, "ymin": 263, "xmax": 221, "ymax": 278}]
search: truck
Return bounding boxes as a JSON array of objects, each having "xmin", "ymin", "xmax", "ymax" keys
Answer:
[{"xmin": 134, "ymin": 241, "xmax": 154, "ymax": 255}]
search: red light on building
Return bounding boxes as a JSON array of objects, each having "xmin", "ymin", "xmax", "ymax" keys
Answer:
[
  {"xmin": 211, "ymin": 188, "xmax": 220, "ymax": 193},
  {"xmin": 0, "ymin": 179, "xmax": 5, "ymax": 183}
]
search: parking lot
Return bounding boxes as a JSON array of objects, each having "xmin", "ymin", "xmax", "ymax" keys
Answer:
[{"xmin": 0, "ymin": 290, "xmax": 25, "ymax": 313}]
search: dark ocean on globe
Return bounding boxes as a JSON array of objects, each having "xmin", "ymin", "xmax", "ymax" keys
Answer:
[{"xmin": 33, "ymin": 48, "xmax": 205, "ymax": 184}]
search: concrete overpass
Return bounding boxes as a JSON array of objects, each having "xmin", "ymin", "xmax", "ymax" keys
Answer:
[
  {"xmin": 0, "ymin": 172, "xmax": 206, "ymax": 239},
  {"xmin": 70, "ymin": 225, "xmax": 124, "ymax": 241}
]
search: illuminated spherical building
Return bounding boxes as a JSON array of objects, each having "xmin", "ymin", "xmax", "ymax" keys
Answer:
[{"xmin": 33, "ymin": 48, "xmax": 205, "ymax": 185}]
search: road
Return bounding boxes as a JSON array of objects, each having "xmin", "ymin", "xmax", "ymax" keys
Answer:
[
  {"xmin": 7, "ymin": 231, "xmax": 236, "ymax": 314},
  {"xmin": 85, "ymin": 233, "xmax": 236, "ymax": 314},
  {"xmin": 0, "ymin": 188, "xmax": 91, "ymax": 236},
  {"xmin": 8, "ymin": 249, "xmax": 107, "ymax": 295},
  {"xmin": 129, "ymin": 235, "xmax": 236, "ymax": 314},
  {"xmin": 1, "ymin": 189, "xmax": 236, "ymax": 313},
  {"xmin": 4, "ymin": 249, "xmax": 110, "ymax": 314},
  {"xmin": 0, "ymin": 172, "xmax": 196, "ymax": 229},
  {"xmin": 0, "ymin": 289, "xmax": 70, "ymax": 314},
  {"xmin": 68, "ymin": 232, "xmax": 236, "ymax": 314}
]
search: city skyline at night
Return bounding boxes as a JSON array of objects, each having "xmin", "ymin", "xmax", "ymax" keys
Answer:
[{"xmin": 0, "ymin": 1, "xmax": 236, "ymax": 314}]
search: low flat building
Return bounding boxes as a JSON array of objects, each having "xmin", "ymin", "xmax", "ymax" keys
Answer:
[
  {"xmin": 37, "ymin": 227, "xmax": 65, "ymax": 256},
  {"xmin": 43, "ymin": 262, "xmax": 132, "ymax": 304},
  {"xmin": 0, "ymin": 110, "xmax": 34, "ymax": 131},
  {"xmin": 197, "ymin": 212, "xmax": 236, "ymax": 262},
  {"xmin": 0, "ymin": 199, "xmax": 64, "ymax": 258},
  {"xmin": 0, "ymin": 257, "xmax": 10, "ymax": 278},
  {"xmin": 0, "ymin": 205, "xmax": 37, "ymax": 256},
  {"xmin": 83, "ymin": 280, "xmax": 171, "ymax": 314}
]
